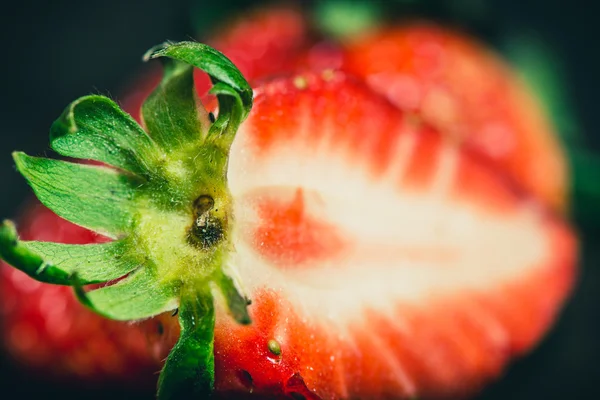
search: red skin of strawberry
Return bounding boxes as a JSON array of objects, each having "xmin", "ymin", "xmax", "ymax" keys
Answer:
[
  {"xmin": 332, "ymin": 23, "xmax": 569, "ymax": 213},
  {"xmin": 210, "ymin": 72, "xmax": 576, "ymax": 399}
]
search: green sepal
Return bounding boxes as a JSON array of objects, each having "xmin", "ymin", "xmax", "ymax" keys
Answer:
[
  {"xmin": 0, "ymin": 220, "xmax": 135, "ymax": 285},
  {"xmin": 314, "ymin": 0, "xmax": 382, "ymax": 40},
  {"xmin": 141, "ymin": 58, "xmax": 209, "ymax": 153},
  {"xmin": 13, "ymin": 152, "xmax": 139, "ymax": 238},
  {"xmin": 0, "ymin": 220, "xmax": 70, "ymax": 284},
  {"xmin": 570, "ymin": 148, "xmax": 600, "ymax": 225},
  {"xmin": 208, "ymin": 82, "xmax": 246, "ymax": 149},
  {"xmin": 215, "ymin": 271, "xmax": 251, "ymax": 325},
  {"xmin": 501, "ymin": 33, "xmax": 581, "ymax": 145},
  {"xmin": 1, "ymin": 40, "xmax": 258, "ymax": 400},
  {"xmin": 75, "ymin": 268, "xmax": 179, "ymax": 321},
  {"xmin": 49, "ymin": 95, "xmax": 163, "ymax": 177},
  {"xmin": 157, "ymin": 289, "xmax": 215, "ymax": 400},
  {"xmin": 24, "ymin": 240, "xmax": 135, "ymax": 284},
  {"xmin": 144, "ymin": 42, "xmax": 253, "ymax": 147},
  {"xmin": 143, "ymin": 41, "xmax": 252, "ymax": 121}
]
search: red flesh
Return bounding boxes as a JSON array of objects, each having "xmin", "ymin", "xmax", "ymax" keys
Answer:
[
  {"xmin": 335, "ymin": 24, "xmax": 568, "ymax": 212},
  {"xmin": 212, "ymin": 73, "xmax": 576, "ymax": 399}
]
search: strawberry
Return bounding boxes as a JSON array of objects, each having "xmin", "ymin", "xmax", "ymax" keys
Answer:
[
  {"xmin": 308, "ymin": 23, "xmax": 569, "ymax": 213},
  {"xmin": 0, "ymin": 39, "xmax": 576, "ymax": 400}
]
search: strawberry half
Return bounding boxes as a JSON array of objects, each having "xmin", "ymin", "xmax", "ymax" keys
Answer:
[
  {"xmin": 0, "ymin": 41, "xmax": 576, "ymax": 400},
  {"xmin": 211, "ymin": 72, "xmax": 577, "ymax": 399},
  {"xmin": 332, "ymin": 23, "xmax": 569, "ymax": 213}
]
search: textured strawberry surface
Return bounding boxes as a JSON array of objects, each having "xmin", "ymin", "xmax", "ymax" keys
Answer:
[
  {"xmin": 336, "ymin": 24, "xmax": 568, "ymax": 213},
  {"xmin": 212, "ymin": 72, "xmax": 577, "ymax": 399}
]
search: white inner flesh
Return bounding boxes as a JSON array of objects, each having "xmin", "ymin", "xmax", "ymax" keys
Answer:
[{"xmin": 227, "ymin": 128, "xmax": 549, "ymax": 324}]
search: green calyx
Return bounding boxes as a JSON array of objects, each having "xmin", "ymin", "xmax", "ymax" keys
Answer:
[{"xmin": 0, "ymin": 41, "xmax": 253, "ymax": 399}]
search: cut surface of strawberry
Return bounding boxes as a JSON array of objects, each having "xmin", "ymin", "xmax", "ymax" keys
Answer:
[
  {"xmin": 335, "ymin": 23, "xmax": 568, "ymax": 213},
  {"xmin": 212, "ymin": 72, "xmax": 577, "ymax": 399}
]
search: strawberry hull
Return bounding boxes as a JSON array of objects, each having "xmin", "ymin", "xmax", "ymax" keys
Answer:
[{"xmin": 0, "ymin": 6, "xmax": 310, "ymax": 386}]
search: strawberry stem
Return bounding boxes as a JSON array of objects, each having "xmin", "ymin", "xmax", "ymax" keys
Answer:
[{"xmin": 157, "ymin": 286, "xmax": 215, "ymax": 400}]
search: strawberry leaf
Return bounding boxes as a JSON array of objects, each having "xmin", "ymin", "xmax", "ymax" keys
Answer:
[
  {"xmin": 50, "ymin": 95, "xmax": 163, "ymax": 177},
  {"xmin": 215, "ymin": 270, "xmax": 251, "ymax": 325},
  {"xmin": 208, "ymin": 82, "xmax": 246, "ymax": 148},
  {"xmin": 143, "ymin": 42, "xmax": 253, "ymax": 142},
  {"xmin": 2, "ymin": 41, "xmax": 255, "ymax": 399},
  {"xmin": 13, "ymin": 152, "xmax": 139, "ymax": 238},
  {"xmin": 157, "ymin": 290, "xmax": 215, "ymax": 400},
  {"xmin": 143, "ymin": 41, "xmax": 252, "ymax": 114},
  {"xmin": 75, "ymin": 268, "xmax": 179, "ymax": 321},
  {"xmin": 141, "ymin": 59, "xmax": 209, "ymax": 153},
  {"xmin": 23, "ymin": 240, "xmax": 135, "ymax": 284},
  {"xmin": 0, "ymin": 222, "xmax": 135, "ymax": 285},
  {"xmin": 0, "ymin": 220, "xmax": 70, "ymax": 284}
]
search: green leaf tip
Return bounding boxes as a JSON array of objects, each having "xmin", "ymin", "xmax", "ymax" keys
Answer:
[
  {"xmin": 49, "ymin": 95, "xmax": 163, "ymax": 177},
  {"xmin": 143, "ymin": 41, "xmax": 253, "ymax": 148},
  {"xmin": 74, "ymin": 268, "xmax": 179, "ymax": 321},
  {"xmin": 217, "ymin": 271, "xmax": 252, "ymax": 325},
  {"xmin": 143, "ymin": 41, "xmax": 251, "ymax": 98},
  {"xmin": 0, "ymin": 221, "xmax": 135, "ymax": 285},
  {"xmin": 0, "ymin": 220, "xmax": 68, "ymax": 284},
  {"xmin": 12, "ymin": 152, "xmax": 138, "ymax": 238}
]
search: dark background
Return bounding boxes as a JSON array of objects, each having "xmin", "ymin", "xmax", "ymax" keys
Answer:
[{"xmin": 1, "ymin": 0, "xmax": 599, "ymax": 398}]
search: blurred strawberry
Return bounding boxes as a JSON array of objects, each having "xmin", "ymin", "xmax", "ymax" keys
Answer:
[{"xmin": 0, "ymin": 202, "xmax": 177, "ymax": 384}]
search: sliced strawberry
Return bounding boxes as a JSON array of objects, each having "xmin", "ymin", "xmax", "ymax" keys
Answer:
[
  {"xmin": 324, "ymin": 24, "xmax": 569, "ymax": 213},
  {"xmin": 1, "ymin": 33, "xmax": 576, "ymax": 399},
  {"xmin": 212, "ymin": 72, "xmax": 577, "ymax": 399}
]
